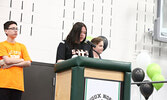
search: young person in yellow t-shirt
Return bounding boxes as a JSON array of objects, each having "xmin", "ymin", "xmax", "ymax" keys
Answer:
[{"xmin": 0, "ymin": 21, "xmax": 31, "ymax": 100}]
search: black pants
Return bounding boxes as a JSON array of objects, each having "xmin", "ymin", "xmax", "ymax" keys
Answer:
[{"xmin": 0, "ymin": 88, "xmax": 22, "ymax": 100}]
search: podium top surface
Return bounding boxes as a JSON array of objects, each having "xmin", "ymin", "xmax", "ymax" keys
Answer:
[{"xmin": 54, "ymin": 56, "xmax": 131, "ymax": 72}]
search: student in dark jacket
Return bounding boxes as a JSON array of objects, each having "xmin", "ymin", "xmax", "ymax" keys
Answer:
[{"xmin": 56, "ymin": 22, "xmax": 93, "ymax": 63}]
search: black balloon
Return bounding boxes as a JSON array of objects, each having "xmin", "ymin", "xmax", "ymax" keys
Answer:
[
  {"xmin": 132, "ymin": 68, "xmax": 145, "ymax": 86},
  {"xmin": 98, "ymin": 36, "xmax": 108, "ymax": 51},
  {"xmin": 140, "ymin": 80, "xmax": 154, "ymax": 100}
]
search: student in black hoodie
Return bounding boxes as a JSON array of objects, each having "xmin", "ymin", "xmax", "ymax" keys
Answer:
[{"xmin": 56, "ymin": 22, "xmax": 93, "ymax": 63}]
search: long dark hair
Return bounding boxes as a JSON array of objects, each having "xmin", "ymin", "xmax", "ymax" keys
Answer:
[{"xmin": 66, "ymin": 22, "xmax": 87, "ymax": 46}]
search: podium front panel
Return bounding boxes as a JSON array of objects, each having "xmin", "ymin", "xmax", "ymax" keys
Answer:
[{"xmin": 55, "ymin": 70, "xmax": 72, "ymax": 100}]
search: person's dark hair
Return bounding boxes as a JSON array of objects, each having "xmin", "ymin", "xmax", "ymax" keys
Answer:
[
  {"xmin": 66, "ymin": 22, "xmax": 87, "ymax": 45},
  {"xmin": 4, "ymin": 21, "xmax": 17, "ymax": 30},
  {"xmin": 91, "ymin": 37, "xmax": 103, "ymax": 45}
]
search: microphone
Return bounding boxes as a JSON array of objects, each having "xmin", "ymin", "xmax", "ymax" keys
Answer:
[{"xmin": 86, "ymin": 40, "xmax": 96, "ymax": 48}]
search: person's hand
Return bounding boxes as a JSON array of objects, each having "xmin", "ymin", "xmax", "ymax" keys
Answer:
[
  {"xmin": 0, "ymin": 60, "xmax": 4, "ymax": 66},
  {"xmin": 2, "ymin": 63, "xmax": 13, "ymax": 69}
]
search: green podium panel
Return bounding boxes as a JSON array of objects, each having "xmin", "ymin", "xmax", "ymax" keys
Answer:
[{"xmin": 54, "ymin": 56, "xmax": 131, "ymax": 100}]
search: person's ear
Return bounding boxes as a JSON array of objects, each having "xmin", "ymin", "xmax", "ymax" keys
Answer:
[{"xmin": 4, "ymin": 30, "xmax": 8, "ymax": 36}]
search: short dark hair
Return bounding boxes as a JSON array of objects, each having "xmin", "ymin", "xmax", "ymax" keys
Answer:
[
  {"xmin": 91, "ymin": 37, "xmax": 103, "ymax": 45},
  {"xmin": 4, "ymin": 21, "xmax": 17, "ymax": 30},
  {"xmin": 66, "ymin": 22, "xmax": 87, "ymax": 45}
]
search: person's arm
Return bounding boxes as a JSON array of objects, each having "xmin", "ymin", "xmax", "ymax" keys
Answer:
[
  {"xmin": 56, "ymin": 41, "xmax": 66, "ymax": 63},
  {"xmin": 3, "ymin": 59, "xmax": 31, "ymax": 69},
  {"xmin": 3, "ymin": 56, "xmax": 24, "ymax": 65},
  {"xmin": 3, "ymin": 44, "xmax": 31, "ymax": 69},
  {"xmin": 0, "ymin": 43, "xmax": 23, "ymax": 65},
  {"xmin": 57, "ymin": 59, "xmax": 64, "ymax": 63},
  {"xmin": 3, "ymin": 61, "xmax": 31, "ymax": 69}
]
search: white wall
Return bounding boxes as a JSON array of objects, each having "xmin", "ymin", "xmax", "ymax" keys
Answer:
[{"xmin": 0, "ymin": 0, "xmax": 166, "ymax": 99}]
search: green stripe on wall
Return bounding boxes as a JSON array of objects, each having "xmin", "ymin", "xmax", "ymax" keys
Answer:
[
  {"xmin": 118, "ymin": 82, "xmax": 121, "ymax": 100},
  {"xmin": 84, "ymin": 78, "xmax": 88, "ymax": 100}
]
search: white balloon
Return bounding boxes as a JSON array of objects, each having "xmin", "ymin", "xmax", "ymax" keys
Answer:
[{"xmin": 136, "ymin": 50, "xmax": 151, "ymax": 68}]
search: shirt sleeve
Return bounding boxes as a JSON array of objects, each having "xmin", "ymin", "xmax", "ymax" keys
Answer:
[
  {"xmin": 56, "ymin": 42, "xmax": 66, "ymax": 63},
  {"xmin": 21, "ymin": 44, "xmax": 31, "ymax": 61}
]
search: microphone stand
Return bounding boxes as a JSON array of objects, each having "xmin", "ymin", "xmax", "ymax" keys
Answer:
[{"xmin": 92, "ymin": 49, "xmax": 101, "ymax": 59}]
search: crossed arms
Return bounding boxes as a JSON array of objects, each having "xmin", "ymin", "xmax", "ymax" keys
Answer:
[{"xmin": 0, "ymin": 56, "xmax": 31, "ymax": 69}]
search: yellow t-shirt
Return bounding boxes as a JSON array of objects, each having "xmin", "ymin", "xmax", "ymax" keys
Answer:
[{"xmin": 0, "ymin": 41, "xmax": 31, "ymax": 91}]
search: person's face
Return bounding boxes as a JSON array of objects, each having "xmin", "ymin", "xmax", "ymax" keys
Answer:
[
  {"xmin": 94, "ymin": 41, "xmax": 104, "ymax": 54},
  {"xmin": 80, "ymin": 26, "xmax": 86, "ymax": 42},
  {"xmin": 5, "ymin": 24, "xmax": 18, "ymax": 39}
]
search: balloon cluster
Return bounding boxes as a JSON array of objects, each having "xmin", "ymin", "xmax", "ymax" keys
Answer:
[
  {"xmin": 132, "ymin": 68, "xmax": 153, "ymax": 100},
  {"xmin": 132, "ymin": 51, "xmax": 165, "ymax": 100},
  {"xmin": 147, "ymin": 63, "xmax": 165, "ymax": 91}
]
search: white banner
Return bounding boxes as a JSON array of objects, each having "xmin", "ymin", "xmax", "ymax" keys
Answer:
[{"xmin": 84, "ymin": 78, "xmax": 121, "ymax": 100}]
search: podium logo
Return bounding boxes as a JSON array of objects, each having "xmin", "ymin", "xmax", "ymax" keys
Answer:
[{"xmin": 89, "ymin": 93, "xmax": 113, "ymax": 100}]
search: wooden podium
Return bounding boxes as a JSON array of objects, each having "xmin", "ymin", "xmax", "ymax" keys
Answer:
[{"xmin": 54, "ymin": 56, "xmax": 131, "ymax": 100}]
